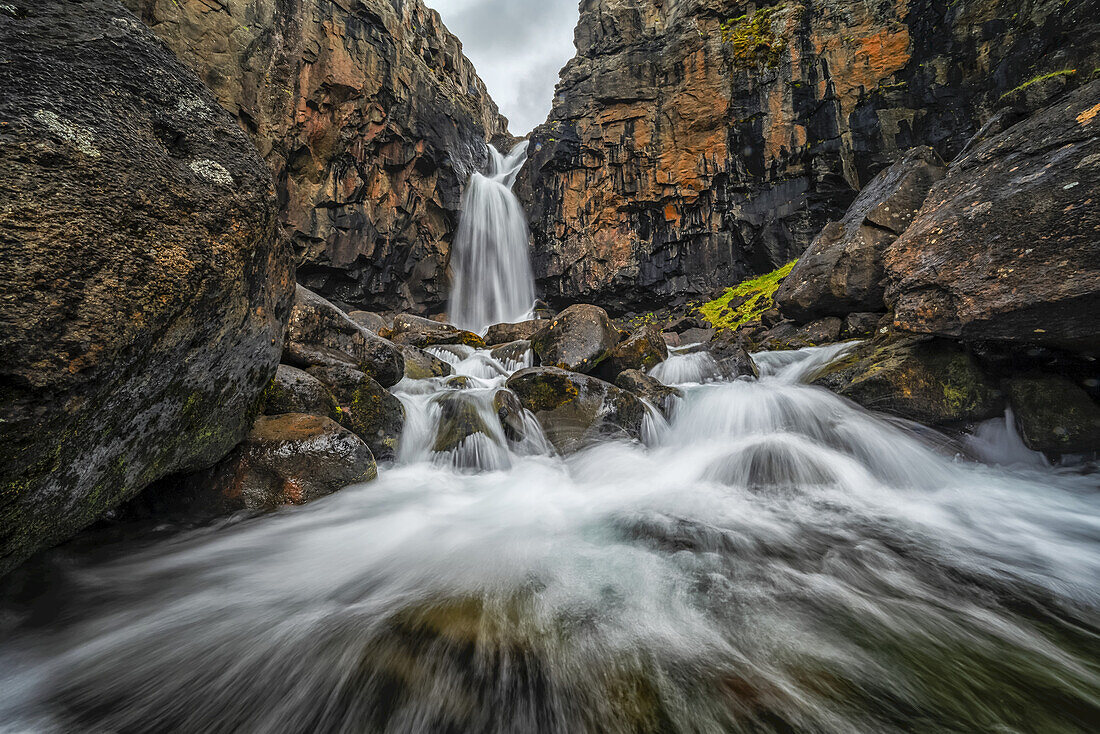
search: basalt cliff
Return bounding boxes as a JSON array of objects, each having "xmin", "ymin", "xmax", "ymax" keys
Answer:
[{"xmin": 518, "ymin": 0, "xmax": 1100, "ymax": 313}]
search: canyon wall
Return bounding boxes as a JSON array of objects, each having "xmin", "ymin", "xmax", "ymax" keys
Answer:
[
  {"xmin": 518, "ymin": 0, "xmax": 1100, "ymax": 313},
  {"xmin": 123, "ymin": 0, "xmax": 510, "ymax": 313}
]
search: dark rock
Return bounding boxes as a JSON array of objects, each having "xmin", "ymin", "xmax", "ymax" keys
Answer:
[
  {"xmin": 662, "ymin": 332, "xmax": 682, "ymax": 348},
  {"xmin": 760, "ymin": 308, "xmax": 784, "ymax": 328},
  {"xmin": 484, "ymin": 319, "xmax": 551, "ymax": 346},
  {"xmin": 775, "ymin": 147, "xmax": 947, "ymax": 322},
  {"xmin": 843, "ymin": 312, "xmax": 885, "ymax": 339},
  {"xmin": 614, "ymin": 370, "xmax": 683, "ymax": 419},
  {"xmin": 490, "ymin": 340, "xmax": 533, "ymax": 367},
  {"xmin": 306, "ymin": 364, "xmax": 405, "ymax": 461},
  {"xmin": 284, "ymin": 286, "xmax": 404, "ymax": 388},
  {"xmin": 706, "ymin": 332, "xmax": 758, "ymax": 378},
  {"xmin": 507, "ymin": 367, "xmax": 648, "ymax": 453},
  {"xmin": 665, "ymin": 316, "xmax": 707, "ymax": 334},
  {"xmin": 886, "ymin": 82, "xmax": 1100, "ymax": 354},
  {"xmin": 530, "ymin": 304, "xmax": 620, "ymax": 373},
  {"xmin": 0, "ymin": 0, "xmax": 295, "ymax": 576},
  {"xmin": 136, "ymin": 414, "xmax": 376, "ymax": 517},
  {"xmin": 262, "ymin": 366, "xmax": 341, "ymax": 421},
  {"xmin": 493, "ymin": 389, "xmax": 528, "ymax": 442},
  {"xmin": 123, "ymin": 0, "xmax": 509, "ymax": 314},
  {"xmin": 811, "ymin": 334, "xmax": 1004, "ymax": 426},
  {"xmin": 599, "ymin": 324, "xmax": 669, "ymax": 380},
  {"xmin": 432, "ymin": 393, "xmax": 494, "ymax": 454},
  {"xmin": 348, "ymin": 311, "xmax": 391, "ymax": 334},
  {"xmin": 401, "ymin": 346, "xmax": 454, "ymax": 380},
  {"xmin": 678, "ymin": 328, "xmax": 717, "ymax": 346},
  {"xmin": 1005, "ymin": 376, "xmax": 1100, "ymax": 455},
  {"xmin": 389, "ymin": 313, "xmax": 486, "ymax": 350}
]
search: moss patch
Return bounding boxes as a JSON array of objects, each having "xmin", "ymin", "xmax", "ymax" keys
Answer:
[
  {"xmin": 695, "ymin": 261, "xmax": 796, "ymax": 330},
  {"xmin": 721, "ymin": 4, "xmax": 790, "ymax": 70},
  {"xmin": 1000, "ymin": 69, "xmax": 1077, "ymax": 100}
]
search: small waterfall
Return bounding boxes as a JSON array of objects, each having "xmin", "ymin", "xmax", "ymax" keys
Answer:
[{"xmin": 449, "ymin": 142, "xmax": 536, "ymax": 334}]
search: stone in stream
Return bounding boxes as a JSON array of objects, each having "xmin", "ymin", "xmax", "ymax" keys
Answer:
[
  {"xmin": 1004, "ymin": 375, "xmax": 1100, "ymax": 456},
  {"xmin": 432, "ymin": 393, "xmax": 496, "ymax": 454},
  {"xmin": 598, "ymin": 324, "xmax": 668, "ymax": 380},
  {"xmin": 388, "ymin": 313, "xmax": 486, "ymax": 350},
  {"xmin": 306, "ymin": 364, "xmax": 405, "ymax": 461},
  {"xmin": 0, "ymin": 0, "xmax": 295, "ymax": 576},
  {"xmin": 133, "ymin": 414, "xmax": 377, "ymax": 517},
  {"xmin": 530, "ymin": 304, "xmax": 620, "ymax": 374},
  {"xmin": 401, "ymin": 346, "xmax": 454, "ymax": 380},
  {"xmin": 493, "ymin": 389, "xmax": 528, "ymax": 443},
  {"xmin": 614, "ymin": 371, "xmax": 682, "ymax": 420},
  {"xmin": 484, "ymin": 319, "xmax": 551, "ymax": 346},
  {"xmin": 705, "ymin": 333, "xmax": 758, "ymax": 378},
  {"xmin": 490, "ymin": 340, "xmax": 533, "ymax": 368},
  {"xmin": 507, "ymin": 367, "xmax": 648, "ymax": 453},
  {"xmin": 284, "ymin": 286, "xmax": 405, "ymax": 388},
  {"xmin": 262, "ymin": 365, "xmax": 342, "ymax": 422}
]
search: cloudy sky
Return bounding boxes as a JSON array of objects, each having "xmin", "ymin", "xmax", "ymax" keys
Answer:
[{"xmin": 432, "ymin": 0, "xmax": 580, "ymax": 134}]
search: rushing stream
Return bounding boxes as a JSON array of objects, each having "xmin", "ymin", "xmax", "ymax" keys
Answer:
[{"xmin": 1, "ymin": 342, "xmax": 1098, "ymax": 733}]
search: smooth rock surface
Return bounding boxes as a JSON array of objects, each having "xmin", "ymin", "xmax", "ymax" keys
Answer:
[{"xmin": 530, "ymin": 305, "xmax": 620, "ymax": 373}]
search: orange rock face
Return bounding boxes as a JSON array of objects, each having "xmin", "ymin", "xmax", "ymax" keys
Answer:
[
  {"xmin": 124, "ymin": 0, "xmax": 510, "ymax": 312},
  {"xmin": 518, "ymin": 0, "xmax": 1099, "ymax": 313}
]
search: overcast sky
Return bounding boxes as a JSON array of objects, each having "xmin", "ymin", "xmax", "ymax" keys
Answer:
[{"xmin": 431, "ymin": 0, "xmax": 580, "ymax": 134}]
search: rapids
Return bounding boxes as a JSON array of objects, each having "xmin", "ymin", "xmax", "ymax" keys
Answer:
[{"xmin": 1, "ymin": 344, "xmax": 1098, "ymax": 733}]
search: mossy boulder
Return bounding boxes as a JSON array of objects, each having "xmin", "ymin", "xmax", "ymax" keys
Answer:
[
  {"xmin": 599, "ymin": 324, "xmax": 668, "ymax": 380},
  {"xmin": 401, "ymin": 346, "xmax": 454, "ymax": 380},
  {"xmin": 1005, "ymin": 375, "xmax": 1100, "ymax": 455},
  {"xmin": 432, "ymin": 393, "xmax": 495, "ymax": 454},
  {"xmin": 388, "ymin": 313, "xmax": 486, "ymax": 349},
  {"xmin": 614, "ymin": 370, "xmax": 682, "ymax": 419},
  {"xmin": 260, "ymin": 365, "xmax": 341, "ymax": 422},
  {"xmin": 530, "ymin": 304, "xmax": 620, "ymax": 374},
  {"xmin": 810, "ymin": 334, "xmax": 1004, "ymax": 426},
  {"xmin": 507, "ymin": 367, "xmax": 647, "ymax": 452},
  {"xmin": 306, "ymin": 364, "xmax": 405, "ymax": 461},
  {"xmin": 284, "ymin": 286, "xmax": 405, "ymax": 388},
  {"xmin": 484, "ymin": 319, "xmax": 551, "ymax": 346}
]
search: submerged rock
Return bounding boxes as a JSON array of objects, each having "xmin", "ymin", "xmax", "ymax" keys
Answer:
[
  {"xmin": 614, "ymin": 371, "xmax": 682, "ymax": 419},
  {"xmin": 1005, "ymin": 376, "xmax": 1100, "ymax": 455},
  {"xmin": 0, "ymin": 0, "xmax": 294, "ymax": 576},
  {"xmin": 306, "ymin": 364, "xmax": 405, "ymax": 461},
  {"xmin": 262, "ymin": 365, "xmax": 341, "ymax": 422},
  {"xmin": 507, "ymin": 367, "xmax": 647, "ymax": 452},
  {"xmin": 530, "ymin": 304, "xmax": 620, "ymax": 374},
  {"xmin": 284, "ymin": 286, "xmax": 405, "ymax": 388},
  {"xmin": 484, "ymin": 319, "xmax": 550, "ymax": 346}
]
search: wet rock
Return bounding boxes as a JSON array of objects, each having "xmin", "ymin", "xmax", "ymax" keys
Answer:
[
  {"xmin": 262, "ymin": 365, "xmax": 341, "ymax": 422},
  {"xmin": 662, "ymin": 332, "xmax": 682, "ymax": 348},
  {"xmin": 507, "ymin": 367, "xmax": 648, "ymax": 453},
  {"xmin": 811, "ymin": 334, "xmax": 1004, "ymax": 426},
  {"xmin": 432, "ymin": 393, "xmax": 494, "ymax": 454},
  {"xmin": 0, "ymin": 0, "xmax": 295, "ymax": 576},
  {"xmin": 306, "ymin": 364, "xmax": 405, "ymax": 461},
  {"xmin": 599, "ymin": 325, "xmax": 669, "ymax": 380},
  {"xmin": 123, "ymin": 0, "xmax": 509, "ymax": 314},
  {"xmin": 678, "ymin": 328, "xmax": 717, "ymax": 346},
  {"xmin": 614, "ymin": 370, "xmax": 683, "ymax": 419},
  {"xmin": 348, "ymin": 311, "xmax": 391, "ymax": 334},
  {"xmin": 886, "ymin": 81, "xmax": 1100, "ymax": 354},
  {"xmin": 490, "ymin": 340, "xmax": 533, "ymax": 368},
  {"xmin": 753, "ymin": 318, "xmax": 843, "ymax": 352},
  {"xmin": 284, "ymin": 286, "xmax": 405, "ymax": 388},
  {"xmin": 444, "ymin": 376, "xmax": 472, "ymax": 390},
  {"xmin": 389, "ymin": 313, "xmax": 486, "ymax": 350},
  {"xmin": 1005, "ymin": 376, "xmax": 1100, "ymax": 455},
  {"xmin": 137, "ymin": 415, "xmax": 376, "ymax": 517},
  {"xmin": 401, "ymin": 346, "xmax": 454, "ymax": 380},
  {"xmin": 776, "ymin": 147, "xmax": 947, "ymax": 321},
  {"xmin": 484, "ymin": 319, "xmax": 550, "ymax": 346},
  {"xmin": 493, "ymin": 389, "xmax": 528, "ymax": 442},
  {"xmin": 843, "ymin": 312, "xmax": 885, "ymax": 339},
  {"xmin": 706, "ymin": 333, "xmax": 758, "ymax": 378},
  {"xmin": 530, "ymin": 304, "xmax": 620, "ymax": 374}
]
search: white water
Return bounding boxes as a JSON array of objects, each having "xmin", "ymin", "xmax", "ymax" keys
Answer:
[
  {"xmin": 1, "ymin": 345, "xmax": 1098, "ymax": 733},
  {"xmin": 449, "ymin": 143, "xmax": 536, "ymax": 333}
]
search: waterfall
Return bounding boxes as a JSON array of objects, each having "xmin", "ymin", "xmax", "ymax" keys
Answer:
[{"xmin": 449, "ymin": 142, "xmax": 535, "ymax": 334}]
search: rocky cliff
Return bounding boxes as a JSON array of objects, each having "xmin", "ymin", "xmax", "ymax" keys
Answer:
[
  {"xmin": 123, "ymin": 0, "xmax": 510, "ymax": 313},
  {"xmin": 518, "ymin": 0, "xmax": 1100, "ymax": 313}
]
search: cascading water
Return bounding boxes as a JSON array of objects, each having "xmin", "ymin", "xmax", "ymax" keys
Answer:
[
  {"xmin": 448, "ymin": 142, "xmax": 536, "ymax": 334},
  {"xmin": 1, "ymin": 339, "xmax": 1098, "ymax": 733}
]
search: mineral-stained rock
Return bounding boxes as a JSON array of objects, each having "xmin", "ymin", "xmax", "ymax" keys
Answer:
[
  {"xmin": 530, "ymin": 304, "xmax": 620, "ymax": 373},
  {"xmin": 284, "ymin": 286, "xmax": 404, "ymax": 388},
  {"xmin": 137, "ymin": 415, "xmax": 377, "ymax": 517},
  {"xmin": 1004, "ymin": 376, "xmax": 1100, "ymax": 456},
  {"xmin": 599, "ymin": 325, "xmax": 669, "ymax": 380},
  {"xmin": 517, "ymin": 0, "xmax": 1100, "ymax": 313},
  {"xmin": 810, "ymin": 334, "xmax": 1003, "ymax": 426},
  {"xmin": 0, "ymin": 0, "xmax": 295, "ymax": 576},
  {"xmin": 507, "ymin": 367, "xmax": 647, "ymax": 453},
  {"xmin": 775, "ymin": 147, "xmax": 946, "ymax": 322},
  {"xmin": 262, "ymin": 365, "xmax": 341, "ymax": 422},
  {"xmin": 122, "ymin": 0, "xmax": 509, "ymax": 313},
  {"xmin": 306, "ymin": 364, "xmax": 405, "ymax": 461},
  {"xmin": 484, "ymin": 320, "xmax": 551, "ymax": 346},
  {"xmin": 389, "ymin": 314, "xmax": 486, "ymax": 350},
  {"xmin": 886, "ymin": 81, "xmax": 1100, "ymax": 354},
  {"xmin": 614, "ymin": 370, "xmax": 683, "ymax": 419},
  {"xmin": 401, "ymin": 346, "xmax": 454, "ymax": 380}
]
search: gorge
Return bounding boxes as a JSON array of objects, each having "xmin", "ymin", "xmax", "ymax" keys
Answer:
[{"xmin": 1, "ymin": 0, "xmax": 1098, "ymax": 732}]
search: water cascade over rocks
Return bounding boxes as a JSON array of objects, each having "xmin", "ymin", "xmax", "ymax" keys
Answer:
[
  {"xmin": 449, "ymin": 142, "xmax": 536, "ymax": 334},
  {"xmin": 2, "ymin": 332, "xmax": 1098, "ymax": 732}
]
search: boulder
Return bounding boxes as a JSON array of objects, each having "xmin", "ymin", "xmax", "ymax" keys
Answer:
[
  {"xmin": 401, "ymin": 346, "xmax": 454, "ymax": 380},
  {"xmin": 284, "ymin": 286, "xmax": 405, "ymax": 388},
  {"xmin": 432, "ymin": 393, "xmax": 495, "ymax": 454},
  {"xmin": 135, "ymin": 415, "xmax": 376, "ymax": 516},
  {"xmin": 706, "ymin": 333, "xmax": 758, "ymax": 378},
  {"xmin": 348, "ymin": 311, "xmax": 391, "ymax": 334},
  {"xmin": 530, "ymin": 304, "xmax": 620, "ymax": 373},
  {"xmin": 776, "ymin": 147, "xmax": 947, "ymax": 322},
  {"xmin": 614, "ymin": 371, "xmax": 683, "ymax": 419},
  {"xmin": 262, "ymin": 365, "xmax": 341, "ymax": 422},
  {"xmin": 811, "ymin": 334, "xmax": 1004, "ymax": 426},
  {"xmin": 507, "ymin": 367, "xmax": 648, "ymax": 453},
  {"xmin": 0, "ymin": 0, "xmax": 295, "ymax": 576},
  {"xmin": 389, "ymin": 313, "xmax": 485, "ymax": 350},
  {"xmin": 886, "ymin": 82, "xmax": 1100, "ymax": 354},
  {"xmin": 306, "ymin": 364, "xmax": 405, "ymax": 461},
  {"xmin": 1005, "ymin": 376, "xmax": 1100, "ymax": 455},
  {"xmin": 484, "ymin": 319, "xmax": 550, "ymax": 346},
  {"xmin": 493, "ymin": 389, "xmax": 528, "ymax": 443},
  {"xmin": 842, "ymin": 312, "xmax": 885, "ymax": 339},
  {"xmin": 599, "ymin": 325, "xmax": 668, "ymax": 380},
  {"xmin": 490, "ymin": 340, "xmax": 533, "ymax": 368}
]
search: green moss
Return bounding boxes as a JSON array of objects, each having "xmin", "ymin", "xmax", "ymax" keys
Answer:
[
  {"xmin": 999, "ymin": 69, "xmax": 1077, "ymax": 100},
  {"xmin": 695, "ymin": 260, "xmax": 797, "ymax": 331},
  {"xmin": 720, "ymin": 5, "xmax": 790, "ymax": 70}
]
